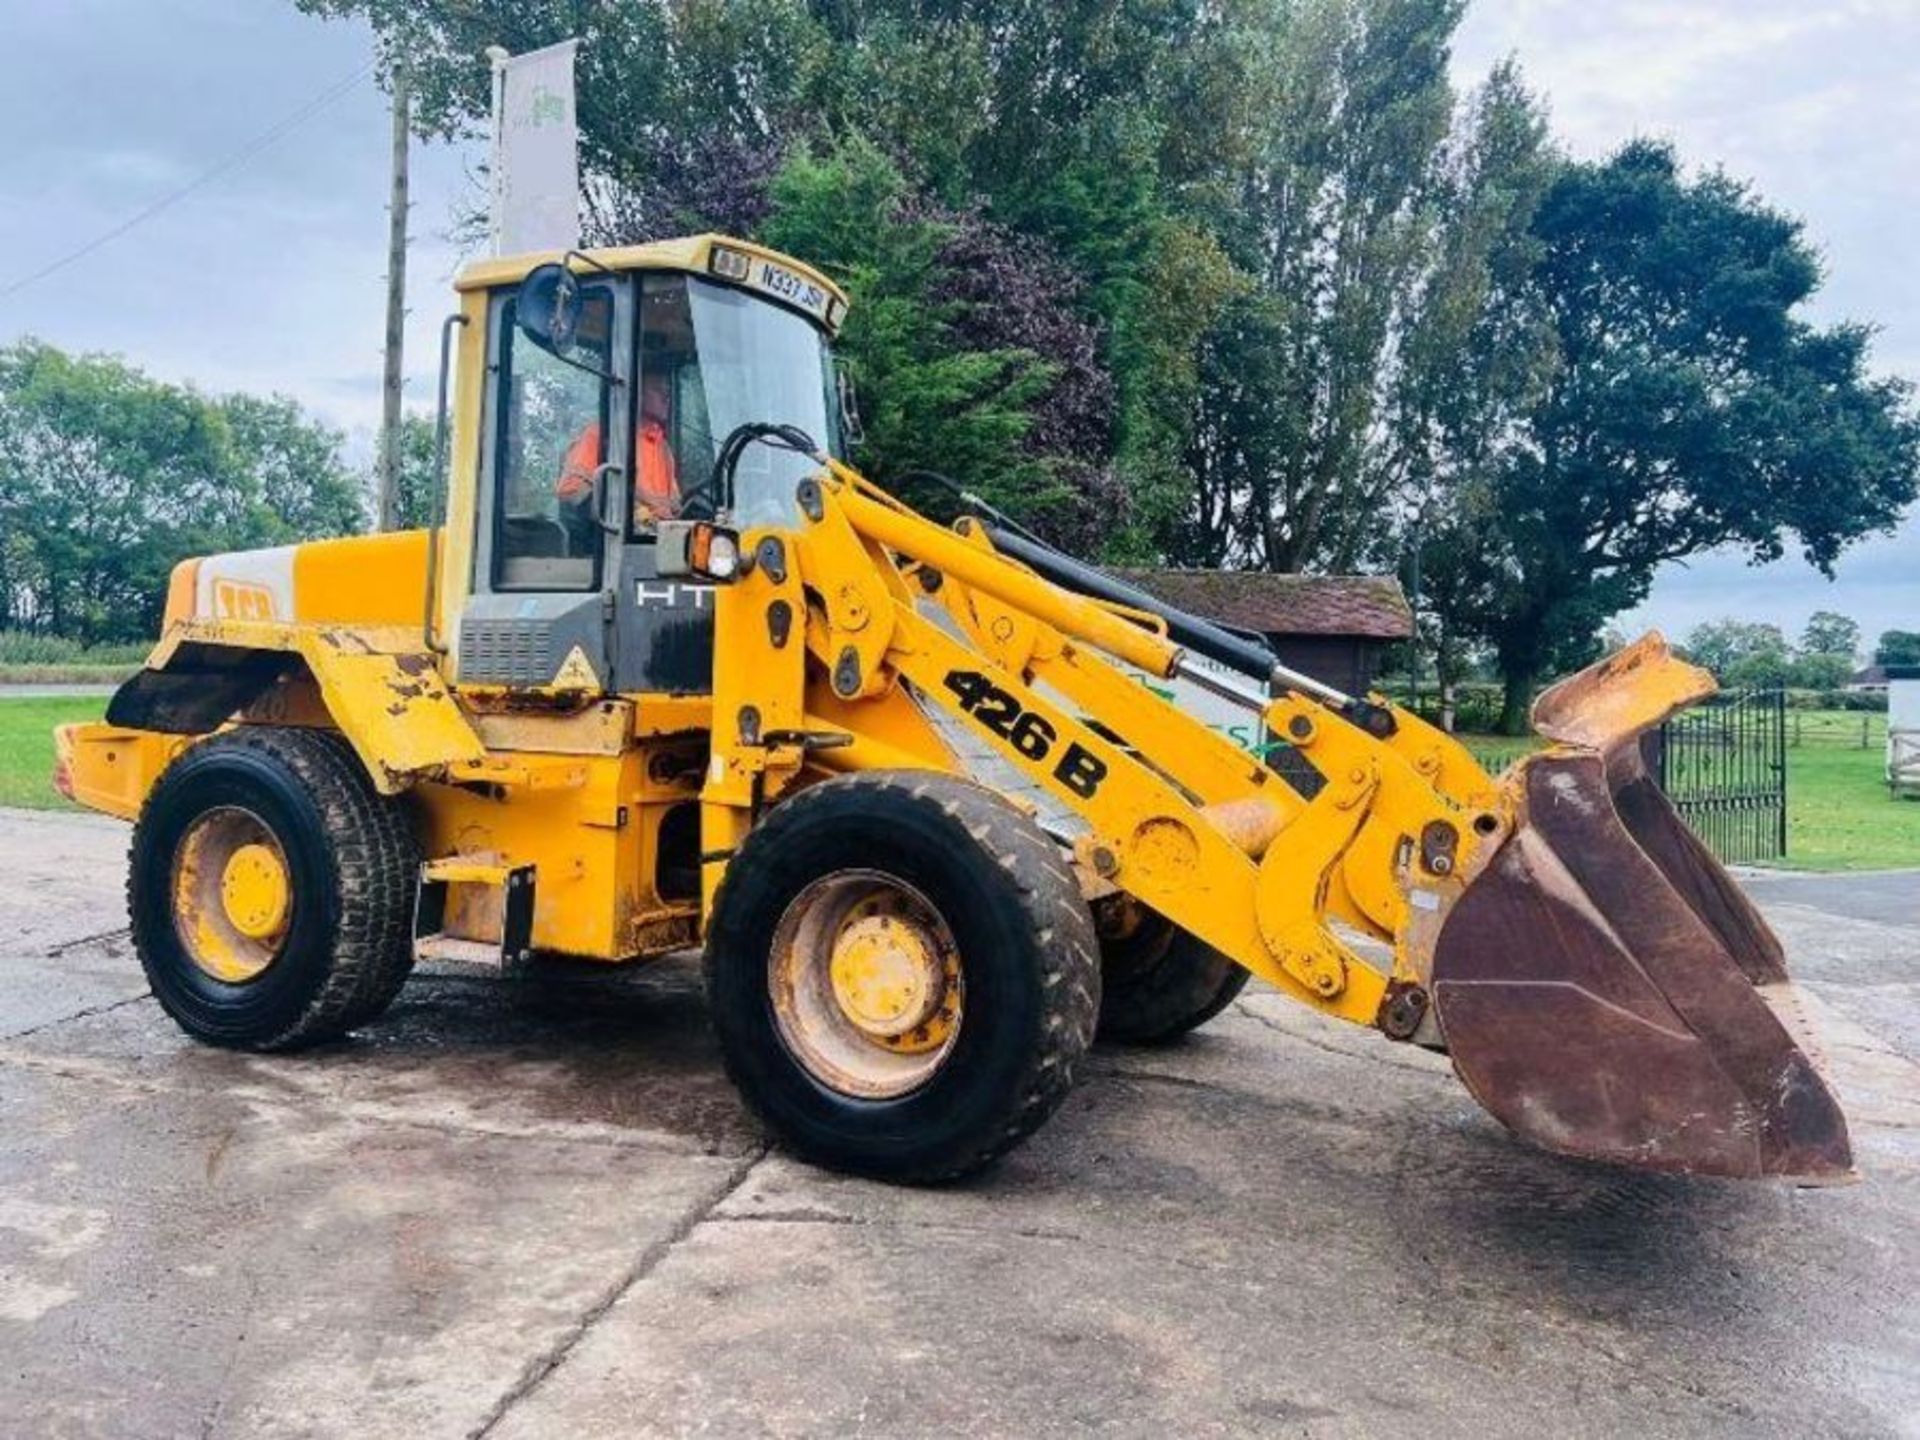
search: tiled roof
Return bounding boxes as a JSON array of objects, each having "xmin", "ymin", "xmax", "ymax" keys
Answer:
[{"xmin": 1112, "ymin": 568, "xmax": 1413, "ymax": 640}]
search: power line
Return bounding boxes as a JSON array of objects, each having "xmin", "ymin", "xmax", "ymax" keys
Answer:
[{"xmin": 0, "ymin": 58, "xmax": 377, "ymax": 302}]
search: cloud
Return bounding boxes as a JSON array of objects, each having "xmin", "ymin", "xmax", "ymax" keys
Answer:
[
  {"xmin": 1454, "ymin": 0, "xmax": 1920, "ymax": 643},
  {"xmin": 78, "ymin": 148, "xmax": 191, "ymax": 189},
  {"xmin": 0, "ymin": 0, "xmax": 483, "ymax": 439}
]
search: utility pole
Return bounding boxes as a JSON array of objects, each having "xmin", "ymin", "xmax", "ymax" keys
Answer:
[{"xmin": 375, "ymin": 61, "xmax": 410, "ymax": 531}]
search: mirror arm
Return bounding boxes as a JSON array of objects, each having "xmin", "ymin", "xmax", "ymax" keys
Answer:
[{"xmin": 564, "ymin": 248, "xmax": 616, "ymax": 276}]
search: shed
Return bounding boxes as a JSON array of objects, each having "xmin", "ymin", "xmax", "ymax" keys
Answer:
[{"xmin": 1112, "ymin": 569, "xmax": 1413, "ymax": 694}]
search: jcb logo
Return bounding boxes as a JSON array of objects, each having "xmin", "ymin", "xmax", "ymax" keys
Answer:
[{"xmin": 214, "ymin": 580, "xmax": 278, "ymax": 621}]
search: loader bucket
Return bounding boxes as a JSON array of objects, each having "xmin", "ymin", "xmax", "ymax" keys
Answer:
[{"xmin": 1428, "ymin": 635, "xmax": 1854, "ymax": 1182}]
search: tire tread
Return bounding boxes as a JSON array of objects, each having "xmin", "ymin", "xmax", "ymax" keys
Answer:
[
  {"xmin": 128, "ymin": 727, "xmax": 417, "ymax": 1050},
  {"xmin": 706, "ymin": 771, "xmax": 1099, "ymax": 1181}
]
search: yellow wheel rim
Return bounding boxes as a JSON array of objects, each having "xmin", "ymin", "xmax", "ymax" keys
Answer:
[
  {"xmin": 173, "ymin": 808, "xmax": 292, "ymax": 983},
  {"xmin": 770, "ymin": 871, "xmax": 964, "ymax": 1098}
]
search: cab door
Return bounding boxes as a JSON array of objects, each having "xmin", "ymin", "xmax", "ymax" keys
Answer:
[
  {"xmin": 457, "ymin": 277, "xmax": 630, "ymax": 693},
  {"xmin": 607, "ymin": 272, "xmax": 719, "ymax": 696}
]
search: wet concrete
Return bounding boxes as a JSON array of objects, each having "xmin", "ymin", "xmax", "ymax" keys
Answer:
[{"xmin": 1, "ymin": 806, "xmax": 1916, "ymax": 1437}]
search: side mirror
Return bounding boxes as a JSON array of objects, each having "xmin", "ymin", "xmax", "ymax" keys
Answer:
[{"xmin": 515, "ymin": 262, "xmax": 582, "ymax": 354}]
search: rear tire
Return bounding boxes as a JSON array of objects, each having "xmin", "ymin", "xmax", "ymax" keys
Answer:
[
  {"xmin": 1093, "ymin": 898, "xmax": 1249, "ymax": 1044},
  {"xmin": 128, "ymin": 727, "xmax": 418, "ymax": 1050},
  {"xmin": 705, "ymin": 772, "xmax": 1100, "ymax": 1182}
]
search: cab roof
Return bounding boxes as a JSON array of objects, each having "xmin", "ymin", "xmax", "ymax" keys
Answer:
[{"xmin": 453, "ymin": 233, "xmax": 849, "ymax": 334}]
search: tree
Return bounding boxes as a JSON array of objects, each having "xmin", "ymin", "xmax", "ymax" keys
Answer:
[
  {"xmin": 300, "ymin": 0, "xmax": 1919, "ymax": 690},
  {"xmin": 1387, "ymin": 62, "xmax": 1559, "ymax": 697},
  {"xmin": 0, "ymin": 340, "xmax": 363, "ymax": 643},
  {"xmin": 218, "ymin": 393, "xmax": 366, "ymax": 542},
  {"xmin": 388, "ymin": 412, "xmax": 441, "ymax": 531},
  {"xmin": 1789, "ymin": 652, "xmax": 1853, "ymax": 690},
  {"xmin": 1179, "ymin": 0, "xmax": 1465, "ymax": 573},
  {"xmin": 1683, "ymin": 619, "xmax": 1790, "ymax": 683},
  {"xmin": 755, "ymin": 138, "xmax": 1072, "ymax": 533},
  {"xmin": 1723, "ymin": 647, "xmax": 1794, "ymax": 692},
  {"xmin": 1800, "ymin": 610, "xmax": 1860, "ymax": 660},
  {"xmin": 297, "ymin": 0, "xmax": 1245, "ymax": 555},
  {"xmin": 1454, "ymin": 143, "xmax": 1919, "ymax": 729},
  {"xmin": 1877, "ymin": 630, "xmax": 1920, "ymax": 668}
]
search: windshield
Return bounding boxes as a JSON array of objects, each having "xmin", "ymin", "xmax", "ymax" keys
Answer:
[{"xmin": 634, "ymin": 274, "xmax": 841, "ymax": 534}]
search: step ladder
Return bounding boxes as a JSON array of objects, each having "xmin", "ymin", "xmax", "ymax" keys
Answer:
[{"xmin": 414, "ymin": 855, "xmax": 536, "ymax": 968}]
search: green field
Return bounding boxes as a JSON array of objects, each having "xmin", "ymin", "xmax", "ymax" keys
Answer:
[
  {"xmin": 1780, "ymin": 735, "xmax": 1919, "ymax": 871},
  {"xmin": 0, "ymin": 696, "xmax": 105, "ymax": 810},
  {"xmin": 3, "ymin": 698, "xmax": 1914, "ymax": 871}
]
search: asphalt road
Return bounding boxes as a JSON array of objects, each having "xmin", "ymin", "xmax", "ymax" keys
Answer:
[
  {"xmin": 2, "ymin": 806, "xmax": 1915, "ymax": 1438},
  {"xmin": 0, "ymin": 683, "xmax": 118, "ymax": 698}
]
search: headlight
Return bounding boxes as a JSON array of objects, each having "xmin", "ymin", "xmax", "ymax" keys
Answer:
[
  {"xmin": 710, "ymin": 246, "xmax": 752, "ymax": 281},
  {"xmin": 653, "ymin": 519, "xmax": 746, "ymax": 583},
  {"xmin": 699, "ymin": 529, "xmax": 742, "ymax": 580}
]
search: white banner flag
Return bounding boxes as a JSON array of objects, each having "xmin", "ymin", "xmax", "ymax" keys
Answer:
[{"xmin": 490, "ymin": 39, "xmax": 580, "ymax": 256}]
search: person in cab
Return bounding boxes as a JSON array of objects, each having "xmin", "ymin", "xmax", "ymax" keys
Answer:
[{"xmin": 555, "ymin": 369, "xmax": 681, "ymax": 529}]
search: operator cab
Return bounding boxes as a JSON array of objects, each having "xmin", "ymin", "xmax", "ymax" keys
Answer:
[{"xmin": 456, "ymin": 237, "xmax": 850, "ymax": 695}]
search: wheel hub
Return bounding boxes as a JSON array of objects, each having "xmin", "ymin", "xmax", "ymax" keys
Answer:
[
  {"xmin": 829, "ymin": 915, "xmax": 943, "ymax": 1038},
  {"xmin": 221, "ymin": 843, "xmax": 291, "ymax": 940}
]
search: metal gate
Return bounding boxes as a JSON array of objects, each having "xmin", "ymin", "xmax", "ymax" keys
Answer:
[{"xmin": 1648, "ymin": 688, "xmax": 1788, "ymax": 864}]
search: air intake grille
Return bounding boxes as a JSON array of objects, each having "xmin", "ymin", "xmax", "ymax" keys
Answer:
[{"xmin": 459, "ymin": 620, "xmax": 552, "ymax": 686}]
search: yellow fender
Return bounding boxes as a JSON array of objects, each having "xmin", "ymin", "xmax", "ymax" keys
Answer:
[{"xmin": 104, "ymin": 617, "xmax": 485, "ymax": 795}]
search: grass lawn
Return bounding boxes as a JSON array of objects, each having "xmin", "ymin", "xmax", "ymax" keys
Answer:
[
  {"xmin": 1457, "ymin": 734, "xmax": 1541, "ymax": 772},
  {"xmin": 0, "ymin": 696, "xmax": 105, "ymax": 811},
  {"xmin": 1780, "ymin": 740, "xmax": 1920, "ymax": 872}
]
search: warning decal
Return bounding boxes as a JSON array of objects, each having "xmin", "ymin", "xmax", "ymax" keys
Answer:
[{"xmin": 551, "ymin": 645, "xmax": 601, "ymax": 692}]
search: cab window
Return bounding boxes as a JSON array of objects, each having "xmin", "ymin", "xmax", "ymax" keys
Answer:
[
  {"xmin": 633, "ymin": 277, "xmax": 700, "ymax": 533},
  {"xmin": 490, "ymin": 285, "xmax": 614, "ymax": 590},
  {"xmin": 630, "ymin": 273, "xmax": 842, "ymax": 537}
]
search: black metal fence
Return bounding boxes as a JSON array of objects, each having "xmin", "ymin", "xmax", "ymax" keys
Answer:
[{"xmin": 1648, "ymin": 688, "xmax": 1788, "ymax": 864}]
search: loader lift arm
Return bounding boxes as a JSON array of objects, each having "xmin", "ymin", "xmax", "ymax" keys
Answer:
[
  {"xmin": 702, "ymin": 465, "xmax": 1500, "ymax": 1029},
  {"xmin": 699, "ymin": 459, "xmax": 1853, "ymax": 1183}
]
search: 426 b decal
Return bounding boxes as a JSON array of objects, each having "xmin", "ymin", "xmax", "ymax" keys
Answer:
[{"xmin": 942, "ymin": 669, "xmax": 1108, "ymax": 799}]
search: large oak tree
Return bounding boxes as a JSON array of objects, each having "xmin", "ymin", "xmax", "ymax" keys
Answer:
[{"xmin": 1421, "ymin": 141, "xmax": 1918, "ymax": 728}]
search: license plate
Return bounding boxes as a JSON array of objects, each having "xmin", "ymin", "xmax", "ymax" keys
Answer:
[{"xmin": 752, "ymin": 258, "xmax": 830, "ymax": 322}]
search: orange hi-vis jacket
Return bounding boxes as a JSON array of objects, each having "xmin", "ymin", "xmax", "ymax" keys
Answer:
[{"xmin": 556, "ymin": 420, "xmax": 679, "ymax": 521}]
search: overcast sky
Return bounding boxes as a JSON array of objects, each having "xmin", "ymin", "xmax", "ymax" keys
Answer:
[
  {"xmin": 1453, "ymin": 0, "xmax": 1920, "ymax": 651},
  {"xmin": 2, "ymin": 0, "xmax": 1914, "ymax": 652}
]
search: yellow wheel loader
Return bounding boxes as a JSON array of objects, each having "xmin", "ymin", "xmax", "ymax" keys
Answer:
[{"xmin": 54, "ymin": 235, "xmax": 1853, "ymax": 1184}]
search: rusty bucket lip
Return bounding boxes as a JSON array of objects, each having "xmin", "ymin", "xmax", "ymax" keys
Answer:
[
  {"xmin": 1530, "ymin": 631, "xmax": 1717, "ymax": 751},
  {"xmin": 1428, "ymin": 746, "xmax": 1855, "ymax": 1185}
]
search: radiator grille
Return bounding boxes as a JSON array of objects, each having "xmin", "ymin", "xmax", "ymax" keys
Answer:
[{"xmin": 459, "ymin": 620, "xmax": 553, "ymax": 686}]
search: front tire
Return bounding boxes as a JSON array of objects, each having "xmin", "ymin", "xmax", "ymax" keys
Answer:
[
  {"xmin": 705, "ymin": 772, "xmax": 1100, "ymax": 1182},
  {"xmin": 128, "ymin": 727, "xmax": 418, "ymax": 1050}
]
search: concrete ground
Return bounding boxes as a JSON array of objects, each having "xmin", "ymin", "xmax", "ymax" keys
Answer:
[{"xmin": 1, "ymin": 806, "xmax": 1914, "ymax": 1439}]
